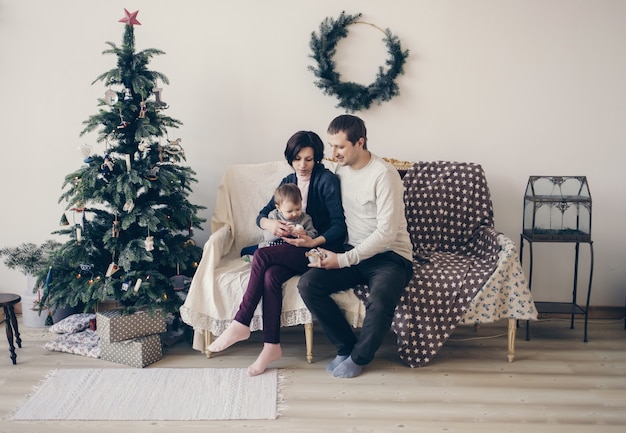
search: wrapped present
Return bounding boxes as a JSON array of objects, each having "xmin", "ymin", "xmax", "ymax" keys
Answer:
[
  {"xmin": 100, "ymin": 334, "xmax": 162, "ymax": 368},
  {"xmin": 96, "ymin": 309, "xmax": 166, "ymax": 343}
]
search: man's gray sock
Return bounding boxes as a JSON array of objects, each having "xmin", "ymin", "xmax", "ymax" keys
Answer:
[
  {"xmin": 332, "ymin": 356, "xmax": 364, "ymax": 378},
  {"xmin": 327, "ymin": 355, "xmax": 349, "ymax": 373}
]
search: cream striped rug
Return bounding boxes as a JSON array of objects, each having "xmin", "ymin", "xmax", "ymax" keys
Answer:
[{"xmin": 13, "ymin": 368, "xmax": 282, "ymax": 420}]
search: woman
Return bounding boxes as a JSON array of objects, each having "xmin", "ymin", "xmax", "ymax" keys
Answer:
[{"xmin": 208, "ymin": 131, "xmax": 346, "ymax": 376}]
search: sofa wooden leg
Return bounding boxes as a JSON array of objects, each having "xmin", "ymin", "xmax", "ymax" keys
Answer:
[
  {"xmin": 304, "ymin": 323, "xmax": 313, "ymax": 363},
  {"xmin": 204, "ymin": 330, "xmax": 213, "ymax": 359},
  {"xmin": 507, "ymin": 318, "xmax": 516, "ymax": 363}
]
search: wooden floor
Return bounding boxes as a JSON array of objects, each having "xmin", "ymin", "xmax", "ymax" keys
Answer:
[{"xmin": 1, "ymin": 315, "xmax": 625, "ymax": 432}]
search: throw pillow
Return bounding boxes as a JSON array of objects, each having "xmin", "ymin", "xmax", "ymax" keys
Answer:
[
  {"xmin": 43, "ymin": 329, "xmax": 100, "ymax": 358},
  {"xmin": 49, "ymin": 313, "xmax": 96, "ymax": 334}
]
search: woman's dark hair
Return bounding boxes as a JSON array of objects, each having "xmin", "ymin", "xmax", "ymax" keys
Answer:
[
  {"xmin": 284, "ymin": 131, "xmax": 325, "ymax": 164},
  {"xmin": 327, "ymin": 114, "xmax": 368, "ymax": 150}
]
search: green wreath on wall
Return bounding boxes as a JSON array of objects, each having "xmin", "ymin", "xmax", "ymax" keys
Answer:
[{"xmin": 308, "ymin": 12, "xmax": 409, "ymax": 113}]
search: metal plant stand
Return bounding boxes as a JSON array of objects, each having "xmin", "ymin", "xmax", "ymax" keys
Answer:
[{"xmin": 520, "ymin": 175, "xmax": 593, "ymax": 342}]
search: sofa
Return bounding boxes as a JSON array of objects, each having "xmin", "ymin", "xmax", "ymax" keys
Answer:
[{"xmin": 180, "ymin": 159, "xmax": 537, "ymax": 367}]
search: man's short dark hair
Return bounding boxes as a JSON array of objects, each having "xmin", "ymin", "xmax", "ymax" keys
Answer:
[{"xmin": 327, "ymin": 114, "xmax": 368, "ymax": 150}]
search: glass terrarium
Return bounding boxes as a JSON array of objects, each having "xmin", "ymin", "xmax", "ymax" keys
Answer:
[{"xmin": 523, "ymin": 176, "xmax": 591, "ymax": 242}]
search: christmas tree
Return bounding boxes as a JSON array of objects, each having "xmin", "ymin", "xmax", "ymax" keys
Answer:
[{"xmin": 38, "ymin": 10, "xmax": 205, "ymax": 316}]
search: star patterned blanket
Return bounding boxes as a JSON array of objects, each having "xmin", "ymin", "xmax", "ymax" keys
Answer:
[{"xmin": 356, "ymin": 161, "xmax": 536, "ymax": 367}]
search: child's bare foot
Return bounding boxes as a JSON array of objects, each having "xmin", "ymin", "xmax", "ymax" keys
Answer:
[
  {"xmin": 208, "ymin": 320, "xmax": 250, "ymax": 352},
  {"xmin": 247, "ymin": 343, "xmax": 282, "ymax": 376}
]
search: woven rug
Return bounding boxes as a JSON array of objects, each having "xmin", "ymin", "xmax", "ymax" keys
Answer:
[{"xmin": 12, "ymin": 368, "xmax": 283, "ymax": 421}]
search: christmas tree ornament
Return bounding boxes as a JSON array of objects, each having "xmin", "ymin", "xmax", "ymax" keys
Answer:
[
  {"xmin": 152, "ymin": 87, "xmax": 169, "ymax": 109},
  {"xmin": 138, "ymin": 100, "xmax": 147, "ymax": 118},
  {"xmin": 99, "ymin": 154, "xmax": 115, "ymax": 183},
  {"xmin": 121, "ymin": 280, "xmax": 131, "ymax": 291},
  {"xmin": 157, "ymin": 144, "xmax": 169, "ymax": 164},
  {"xmin": 104, "ymin": 89, "xmax": 118, "ymax": 105},
  {"xmin": 105, "ymin": 261, "xmax": 119, "ymax": 277},
  {"xmin": 145, "ymin": 234, "xmax": 154, "ymax": 251},
  {"xmin": 166, "ymin": 138, "xmax": 185, "ymax": 159},
  {"xmin": 145, "ymin": 166, "xmax": 159, "ymax": 181},
  {"xmin": 123, "ymin": 199, "xmax": 135, "ymax": 212},
  {"xmin": 112, "ymin": 215, "xmax": 120, "ymax": 238},
  {"xmin": 59, "ymin": 213, "xmax": 69, "ymax": 226},
  {"xmin": 138, "ymin": 140, "xmax": 151, "ymax": 152},
  {"xmin": 123, "ymin": 87, "xmax": 132, "ymax": 101},
  {"xmin": 170, "ymin": 264, "xmax": 192, "ymax": 291},
  {"xmin": 74, "ymin": 224, "xmax": 82, "ymax": 244},
  {"xmin": 79, "ymin": 143, "xmax": 93, "ymax": 163},
  {"xmin": 158, "ymin": 138, "xmax": 185, "ymax": 164},
  {"xmin": 170, "ymin": 274, "xmax": 192, "ymax": 291},
  {"xmin": 117, "ymin": 108, "xmax": 130, "ymax": 129},
  {"xmin": 77, "ymin": 264, "xmax": 97, "ymax": 285},
  {"xmin": 45, "ymin": 310, "xmax": 54, "ymax": 326},
  {"xmin": 102, "ymin": 154, "xmax": 114, "ymax": 173},
  {"xmin": 119, "ymin": 8, "xmax": 141, "ymax": 27},
  {"xmin": 133, "ymin": 278, "xmax": 143, "ymax": 293}
]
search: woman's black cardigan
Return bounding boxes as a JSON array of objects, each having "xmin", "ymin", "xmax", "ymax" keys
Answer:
[{"xmin": 256, "ymin": 163, "xmax": 347, "ymax": 251}]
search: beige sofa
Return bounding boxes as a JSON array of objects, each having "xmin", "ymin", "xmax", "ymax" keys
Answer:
[{"xmin": 180, "ymin": 159, "xmax": 537, "ymax": 366}]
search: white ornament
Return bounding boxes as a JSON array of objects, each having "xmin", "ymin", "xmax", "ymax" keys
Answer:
[
  {"xmin": 144, "ymin": 236, "xmax": 155, "ymax": 251},
  {"xmin": 138, "ymin": 140, "xmax": 151, "ymax": 152},
  {"xmin": 79, "ymin": 143, "xmax": 92, "ymax": 158},
  {"xmin": 123, "ymin": 200, "xmax": 135, "ymax": 212},
  {"xmin": 105, "ymin": 262, "xmax": 119, "ymax": 277},
  {"xmin": 75, "ymin": 225, "xmax": 82, "ymax": 244},
  {"xmin": 105, "ymin": 89, "xmax": 118, "ymax": 105}
]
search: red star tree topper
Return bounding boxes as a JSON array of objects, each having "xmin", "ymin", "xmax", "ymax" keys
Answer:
[{"xmin": 119, "ymin": 9, "xmax": 141, "ymax": 26}]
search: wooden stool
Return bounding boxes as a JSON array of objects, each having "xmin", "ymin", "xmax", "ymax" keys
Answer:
[{"xmin": 0, "ymin": 293, "xmax": 22, "ymax": 364}]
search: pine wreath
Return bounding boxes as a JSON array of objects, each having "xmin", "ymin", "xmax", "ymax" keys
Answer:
[{"xmin": 308, "ymin": 12, "xmax": 409, "ymax": 112}]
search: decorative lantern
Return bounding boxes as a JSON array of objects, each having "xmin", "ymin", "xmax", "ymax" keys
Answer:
[{"xmin": 522, "ymin": 176, "xmax": 591, "ymax": 242}]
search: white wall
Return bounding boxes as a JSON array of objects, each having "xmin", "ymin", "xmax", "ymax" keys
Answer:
[{"xmin": 1, "ymin": 0, "xmax": 625, "ymax": 307}]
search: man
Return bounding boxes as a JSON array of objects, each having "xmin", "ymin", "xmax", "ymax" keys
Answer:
[{"xmin": 298, "ymin": 114, "xmax": 414, "ymax": 378}]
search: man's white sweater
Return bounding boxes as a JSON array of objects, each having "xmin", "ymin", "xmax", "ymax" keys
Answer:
[{"xmin": 335, "ymin": 153, "xmax": 413, "ymax": 268}]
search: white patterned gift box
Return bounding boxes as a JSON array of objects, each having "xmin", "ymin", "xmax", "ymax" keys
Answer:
[
  {"xmin": 100, "ymin": 334, "xmax": 162, "ymax": 368},
  {"xmin": 96, "ymin": 309, "xmax": 166, "ymax": 343}
]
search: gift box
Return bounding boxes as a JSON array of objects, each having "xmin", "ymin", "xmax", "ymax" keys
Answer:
[
  {"xmin": 100, "ymin": 334, "xmax": 163, "ymax": 368},
  {"xmin": 96, "ymin": 309, "xmax": 166, "ymax": 343}
]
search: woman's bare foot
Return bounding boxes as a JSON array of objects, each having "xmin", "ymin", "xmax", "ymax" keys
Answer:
[
  {"xmin": 208, "ymin": 320, "xmax": 251, "ymax": 352},
  {"xmin": 247, "ymin": 343, "xmax": 282, "ymax": 376}
]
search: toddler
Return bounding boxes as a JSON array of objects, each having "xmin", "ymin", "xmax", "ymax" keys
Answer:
[{"xmin": 259, "ymin": 184, "xmax": 318, "ymax": 247}]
